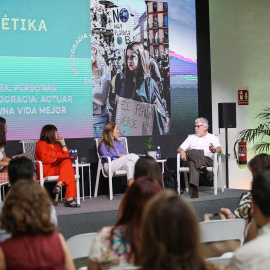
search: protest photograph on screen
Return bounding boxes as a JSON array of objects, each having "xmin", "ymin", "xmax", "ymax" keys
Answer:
[{"xmin": 90, "ymin": 0, "xmax": 170, "ymax": 136}]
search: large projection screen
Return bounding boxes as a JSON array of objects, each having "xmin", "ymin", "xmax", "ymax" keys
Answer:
[{"xmin": 0, "ymin": 0, "xmax": 197, "ymax": 142}]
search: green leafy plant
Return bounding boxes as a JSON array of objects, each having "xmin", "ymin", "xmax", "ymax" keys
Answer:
[
  {"xmin": 145, "ymin": 137, "xmax": 153, "ymax": 151},
  {"xmin": 237, "ymin": 107, "xmax": 270, "ymax": 152}
]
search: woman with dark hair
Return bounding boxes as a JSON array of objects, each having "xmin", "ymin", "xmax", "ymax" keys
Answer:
[
  {"xmin": 98, "ymin": 122, "xmax": 139, "ymax": 186},
  {"xmin": 87, "ymin": 176, "xmax": 162, "ymax": 270},
  {"xmin": 139, "ymin": 190, "xmax": 234, "ymax": 270},
  {"xmin": 0, "ymin": 180, "xmax": 75, "ymax": 270},
  {"xmin": 0, "ymin": 117, "xmax": 11, "ymax": 184},
  {"xmin": 121, "ymin": 42, "xmax": 167, "ymax": 135},
  {"xmin": 134, "ymin": 156, "xmax": 163, "ymax": 187},
  {"xmin": 35, "ymin": 124, "xmax": 79, "ymax": 207}
]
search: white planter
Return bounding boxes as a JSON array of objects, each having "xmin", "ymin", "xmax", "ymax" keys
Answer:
[{"xmin": 147, "ymin": 151, "xmax": 157, "ymax": 160}]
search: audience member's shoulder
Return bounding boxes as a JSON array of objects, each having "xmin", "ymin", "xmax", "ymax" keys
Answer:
[
  {"xmin": 97, "ymin": 226, "xmax": 114, "ymax": 235},
  {"xmin": 231, "ymin": 233, "xmax": 270, "ymax": 269}
]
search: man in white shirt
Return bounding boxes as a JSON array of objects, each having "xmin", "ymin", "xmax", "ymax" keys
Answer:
[
  {"xmin": 177, "ymin": 118, "xmax": 221, "ymax": 198},
  {"xmin": 231, "ymin": 170, "xmax": 270, "ymax": 270}
]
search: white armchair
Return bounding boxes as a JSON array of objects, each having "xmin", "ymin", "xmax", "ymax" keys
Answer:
[
  {"xmin": 20, "ymin": 140, "xmax": 81, "ymax": 204},
  {"xmin": 94, "ymin": 137, "xmax": 128, "ymax": 200},
  {"xmin": 177, "ymin": 136, "xmax": 224, "ymax": 195}
]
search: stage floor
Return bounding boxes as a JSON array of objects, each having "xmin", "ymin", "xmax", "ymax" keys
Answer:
[
  {"xmin": 56, "ymin": 187, "xmax": 248, "ymax": 239},
  {"xmin": 55, "ymin": 187, "xmax": 246, "ymax": 216}
]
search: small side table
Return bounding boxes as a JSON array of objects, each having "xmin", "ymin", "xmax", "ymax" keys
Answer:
[
  {"xmin": 73, "ymin": 163, "xmax": 91, "ymax": 201},
  {"xmin": 156, "ymin": 159, "xmax": 167, "ymax": 174}
]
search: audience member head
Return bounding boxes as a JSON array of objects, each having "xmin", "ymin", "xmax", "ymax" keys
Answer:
[
  {"xmin": 40, "ymin": 124, "xmax": 58, "ymax": 144},
  {"xmin": 252, "ymin": 170, "xmax": 270, "ymax": 224},
  {"xmin": 139, "ymin": 190, "xmax": 206, "ymax": 270},
  {"xmin": 115, "ymin": 176, "xmax": 162, "ymax": 262},
  {"xmin": 0, "ymin": 180, "xmax": 56, "ymax": 235},
  {"xmin": 8, "ymin": 157, "xmax": 35, "ymax": 186},
  {"xmin": 0, "ymin": 117, "xmax": 7, "ymax": 148},
  {"xmin": 248, "ymin": 153, "xmax": 270, "ymax": 177},
  {"xmin": 134, "ymin": 156, "xmax": 163, "ymax": 187}
]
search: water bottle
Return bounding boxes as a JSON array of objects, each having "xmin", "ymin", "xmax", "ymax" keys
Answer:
[
  {"xmin": 156, "ymin": 146, "xmax": 161, "ymax": 160},
  {"xmin": 69, "ymin": 149, "xmax": 74, "ymax": 158},
  {"xmin": 73, "ymin": 149, "xmax": 78, "ymax": 165}
]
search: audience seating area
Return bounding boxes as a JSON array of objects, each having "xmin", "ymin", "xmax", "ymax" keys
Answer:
[
  {"xmin": 68, "ymin": 217, "xmax": 245, "ymax": 269},
  {"xmin": 1, "ymin": 136, "xmax": 260, "ymax": 270}
]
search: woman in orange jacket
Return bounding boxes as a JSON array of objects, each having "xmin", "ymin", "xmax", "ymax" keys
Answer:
[{"xmin": 35, "ymin": 125, "xmax": 80, "ymax": 207}]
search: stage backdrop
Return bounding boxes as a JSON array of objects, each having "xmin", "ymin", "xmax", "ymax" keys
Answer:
[{"xmin": 0, "ymin": 0, "xmax": 197, "ymax": 141}]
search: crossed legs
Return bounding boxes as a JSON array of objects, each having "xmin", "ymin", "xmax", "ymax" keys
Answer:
[{"xmin": 184, "ymin": 149, "xmax": 213, "ymax": 197}]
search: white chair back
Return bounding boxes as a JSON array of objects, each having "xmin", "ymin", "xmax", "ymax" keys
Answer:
[
  {"xmin": 199, "ymin": 218, "xmax": 246, "ymax": 245},
  {"xmin": 20, "ymin": 139, "xmax": 39, "ymax": 163},
  {"xmin": 67, "ymin": 232, "xmax": 97, "ymax": 260}
]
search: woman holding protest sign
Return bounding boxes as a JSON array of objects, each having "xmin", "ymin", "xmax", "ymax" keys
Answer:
[
  {"xmin": 98, "ymin": 122, "xmax": 139, "ymax": 186},
  {"xmin": 118, "ymin": 42, "xmax": 168, "ymax": 135}
]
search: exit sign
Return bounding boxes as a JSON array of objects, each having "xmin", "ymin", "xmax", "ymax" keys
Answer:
[{"xmin": 238, "ymin": 90, "xmax": 249, "ymax": 105}]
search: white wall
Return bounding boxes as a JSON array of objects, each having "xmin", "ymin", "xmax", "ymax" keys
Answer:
[{"xmin": 209, "ymin": 0, "xmax": 270, "ymax": 189}]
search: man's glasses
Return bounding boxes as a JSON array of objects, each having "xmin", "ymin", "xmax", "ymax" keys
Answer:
[{"xmin": 194, "ymin": 125, "xmax": 203, "ymax": 128}]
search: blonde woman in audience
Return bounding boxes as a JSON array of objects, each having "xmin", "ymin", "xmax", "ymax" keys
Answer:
[
  {"xmin": 0, "ymin": 181, "xmax": 75, "ymax": 270},
  {"xmin": 88, "ymin": 176, "xmax": 162, "ymax": 270},
  {"xmin": 139, "ymin": 190, "xmax": 235, "ymax": 270}
]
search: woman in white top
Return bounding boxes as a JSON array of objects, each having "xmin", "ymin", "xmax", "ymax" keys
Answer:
[{"xmin": 0, "ymin": 117, "xmax": 11, "ymax": 184}]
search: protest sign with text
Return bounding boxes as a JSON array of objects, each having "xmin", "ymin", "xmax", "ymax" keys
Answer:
[{"xmin": 116, "ymin": 97, "xmax": 154, "ymax": 136}]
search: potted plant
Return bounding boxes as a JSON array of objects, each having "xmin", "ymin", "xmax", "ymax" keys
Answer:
[
  {"xmin": 237, "ymin": 107, "xmax": 270, "ymax": 152},
  {"xmin": 145, "ymin": 137, "xmax": 157, "ymax": 159}
]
